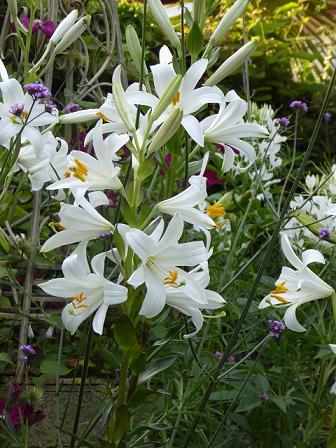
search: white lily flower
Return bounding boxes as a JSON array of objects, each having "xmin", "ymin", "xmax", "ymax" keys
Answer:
[
  {"xmin": 166, "ymin": 269, "xmax": 225, "ymax": 338},
  {"xmin": 0, "ymin": 78, "xmax": 58, "ymax": 147},
  {"xmin": 157, "ymin": 153, "xmax": 215, "ymax": 229},
  {"xmin": 201, "ymin": 97, "xmax": 268, "ymax": 172},
  {"xmin": 47, "ymin": 120, "xmax": 127, "ymax": 192},
  {"xmin": 259, "ymin": 234, "xmax": 334, "ymax": 332},
  {"xmin": 150, "ymin": 46, "xmax": 224, "ymax": 146},
  {"xmin": 121, "ymin": 213, "xmax": 209, "ymax": 318},
  {"xmin": 39, "ymin": 242, "xmax": 127, "ymax": 334},
  {"xmin": 18, "ymin": 131, "xmax": 68, "ymax": 191},
  {"xmin": 327, "ymin": 204, "xmax": 336, "ymax": 215},
  {"xmin": 41, "ymin": 195, "xmax": 114, "ymax": 253}
]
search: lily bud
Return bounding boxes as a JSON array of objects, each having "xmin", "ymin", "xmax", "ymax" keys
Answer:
[
  {"xmin": 193, "ymin": 0, "xmax": 206, "ymax": 29},
  {"xmin": 210, "ymin": 0, "xmax": 249, "ymax": 45},
  {"xmin": 147, "ymin": 108, "xmax": 183, "ymax": 155},
  {"xmin": 7, "ymin": 0, "xmax": 18, "ymax": 19},
  {"xmin": 112, "ymin": 66, "xmax": 135, "ymax": 133},
  {"xmin": 54, "ymin": 15, "xmax": 90, "ymax": 54},
  {"xmin": 45, "ymin": 326, "xmax": 54, "ymax": 339},
  {"xmin": 294, "ymin": 211, "xmax": 336, "ymax": 244},
  {"xmin": 148, "ymin": 0, "xmax": 180, "ymax": 49},
  {"xmin": 28, "ymin": 324, "xmax": 34, "ymax": 339},
  {"xmin": 205, "ymin": 40, "xmax": 257, "ymax": 86},
  {"xmin": 150, "ymin": 74, "xmax": 182, "ymax": 121},
  {"xmin": 126, "ymin": 25, "xmax": 148, "ymax": 77},
  {"xmin": 50, "ymin": 10, "xmax": 78, "ymax": 45}
]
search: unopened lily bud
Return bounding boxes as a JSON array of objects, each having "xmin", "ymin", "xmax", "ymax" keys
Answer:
[
  {"xmin": 7, "ymin": 0, "xmax": 18, "ymax": 19},
  {"xmin": 126, "ymin": 25, "xmax": 148, "ymax": 77},
  {"xmin": 193, "ymin": 0, "xmax": 206, "ymax": 29},
  {"xmin": 147, "ymin": 108, "xmax": 183, "ymax": 155},
  {"xmin": 28, "ymin": 324, "xmax": 34, "ymax": 339},
  {"xmin": 148, "ymin": 0, "xmax": 180, "ymax": 49},
  {"xmin": 205, "ymin": 40, "xmax": 257, "ymax": 86},
  {"xmin": 210, "ymin": 0, "xmax": 248, "ymax": 45},
  {"xmin": 294, "ymin": 211, "xmax": 336, "ymax": 244},
  {"xmin": 59, "ymin": 109, "xmax": 99, "ymax": 124},
  {"xmin": 45, "ymin": 326, "xmax": 54, "ymax": 339},
  {"xmin": 54, "ymin": 15, "xmax": 90, "ymax": 54},
  {"xmin": 112, "ymin": 66, "xmax": 135, "ymax": 133},
  {"xmin": 50, "ymin": 10, "xmax": 78, "ymax": 45},
  {"xmin": 151, "ymin": 74, "xmax": 182, "ymax": 121}
]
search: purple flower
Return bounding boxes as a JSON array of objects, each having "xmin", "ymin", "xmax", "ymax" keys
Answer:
[
  {"xmin": 65, "ymin": 102, "xmax": 81, "ymax": 113},
  {"xmin": 275, "ymin": 117, "xmax": 290, "ymax": 128},
  {"xmin": 19, "ymin": 345, "xmax": 36, "ymax": 356},
  {"xmin": 32, "ymin": 19, "xmax": 42, "ymax": 33},
  {"xmin": 107, "ymin": 191, "xmax": 117, "ymax": 207},
  {"xmin": 22, "ymin": 355, "xmax": 29, "ymax": 365},
  {"xmin": 268, "ymin": 320, "xmax": 285, "ymax": 338},
  {"xmin": 9, "ymin": 403, "xmax": 44, "ymax": 430},
  {"xmin": 227, "ymin": 355, "xmax": 236, "ymax": 364},
  {"xmin": 20, "ymin": 16, "xmax": 30, "ymax": 29},
  {"xmin": 8, "ymin": 103, "xmax": 25, "ymax": 116},
  {"xmin": 204, "ymin": 169, "xmax": 224, "ymax": 187},
  {"xmin": 260, "ymin": 392, "xmax": 269, "ymax": 402},
  {"xmin": 319, "ymin": 227, "xmax": 332, "ymax": 239},
  {"xmin": 290, "ymin": 100, "xmax": 308, "ymax": 113},
  {"xmin": 213, "ymin": 350, "xmax": 223, "ymax": 360},
  {"xmin": 100, "ymin": 232, "xmax": 111, "ymax": 239},
  {"xmin": 41, "ymin": 20, "xmax": 57, "ymax": 38},
  {"xmin": 25, "ymin": 82, "xmax": 51, "ymax": 99},
  {"xmin": 324, "ymin": 112, "xmax": 332, "ymax": 122},
  {"xmin": 44, "ymin": 101, "xmax": 57, "ymax": 114}
]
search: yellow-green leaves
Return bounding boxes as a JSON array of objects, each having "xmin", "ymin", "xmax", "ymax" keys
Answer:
[{"xmin": 186, "ymin": 22, "xmax": 204, "ymax": 59}]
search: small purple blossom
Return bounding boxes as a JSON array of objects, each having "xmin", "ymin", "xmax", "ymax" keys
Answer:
[
  {"xmin": 41, "ymin": 20, "xmax": 57, "ymax": 38},
  {"xmin": 25, "ymin": 82, "xmax": 51, "ymax": 99},
  {"xmin": 324, "ymin": 112, "xmax": 332, "ymax": 122},
  {"xmin": 22, "ymin": 355, "xmax": 29, "ymax": 365},
  {"xmin": 45, "ymin": 101, "xmax": 57, "ymax": 114},
  {"xmin": 290, "ymin": 100, "xmax": 308, "ymax": 113},
  {"xmin": 268, "ymin": 320, "xmax": 285, "ymax": 338},
  {"xmin": 100, "ymin": 232, "xmax": 111, "ymax": 239},
  {"xmin": 319, "ymin": 227, "xmax": 332, "ymax": 239},
  {"xmin": 275, "ymin": 117, "xmax": 290, "ymax": 128},
  {"xmin": 228, "ymin": 355, "xmax": 236, "ymax": 364},
  {"xmin": 213, "ymin": 351, "xmax": 223, "ymax": 360},
  {"xmin": 65, "ymin": 102, "xmax": 81, "ymax": 113},
  {"xmin": 19, "ymin": 345, "xmax": 36, "ymax": 356},
  {"xmin": 20, "ymin": 16, "xmax": 30, "ymax": 30},
  {"xmin": 8, "ymin": 103, "xmax": 25, "ymax": 116},
  {"xmin": 260, "ymin": 392, "xmax": 269, "ymax": 402}
]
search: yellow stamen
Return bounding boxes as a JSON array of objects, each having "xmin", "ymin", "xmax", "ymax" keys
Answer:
[
  {"xmin": 67, "ymin": 159, "xmax": 88, "ymax": 182},
  {"xmin": 172, "ymin": 91, "xmax": 180, "ymax": 106},
  {"xmin": 72, "ymin": 292, "xmax": 87, "ymax": 309},
  {"xmin": 96, "ymin": 111, "xmax": 110, "ymax": 123},
  {"xmin": 207, "ymin": 203, "xmax": 225, "ymax": 219},
  {"xmin": 164, "ymin": 270, "xmax": 179, "ymax": 286},
  {"xmin": 215, "ymin": 222, "xmax": 223, "ymax": 230},
  {"xmin": 22, "ymin": 110, "xmax": 29, "ymax": 120},
  {"xmin": 51, "ymin": 221, "xmax": 65, "ymax": 232},
  {"xmin": 270, "ymin": 281, "xmax": 289, "ymax": 304}
]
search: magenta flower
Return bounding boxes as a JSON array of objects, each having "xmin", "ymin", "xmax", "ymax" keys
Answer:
[
  {"xmin": 41, "ymin": 20, "xmax": 57, "ymax": 38},
  {"xmin": 204, "ymin": 169, "xmax": 224, "ymax": 187}
]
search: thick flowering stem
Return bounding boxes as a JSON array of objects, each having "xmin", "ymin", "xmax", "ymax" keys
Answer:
[{"xmin": 331, "ymin": 292, "xmax": 336, "ymax": 325}]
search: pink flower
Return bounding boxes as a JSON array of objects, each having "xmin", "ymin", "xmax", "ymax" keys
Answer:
[{"xmin": 204, "ymin": 169, "xmax": 224, "ymax": 187}]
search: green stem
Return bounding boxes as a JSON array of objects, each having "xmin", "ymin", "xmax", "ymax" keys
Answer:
[
  {"xmin": 117, "ymin": 351, "xmax": 130, "ymax": 407},
  {"xmin": 182, "ymin": 65, "xmax": 336, "ymax": 448},
  {"xmin": 69, "ymin": 318, "xmax": 94, "ymax": 448}
]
